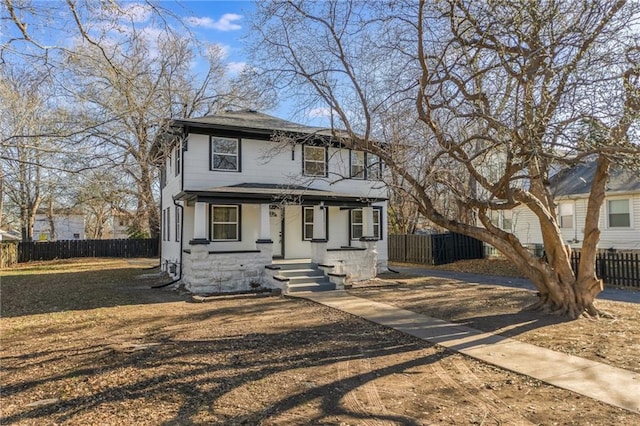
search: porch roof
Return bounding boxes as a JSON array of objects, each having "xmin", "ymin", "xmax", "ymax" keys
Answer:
[{"xmin": 175, "ymin": 183, "xmax": 387, "ymax": 207}]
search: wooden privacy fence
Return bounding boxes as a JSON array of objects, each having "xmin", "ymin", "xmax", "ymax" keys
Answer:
[
  {"xmin": 570, "ymin": 251, "xmax": 640, "ymax": 289},
  {"xmin": 388, "ymin": 233, "xmax": 484, "ymax": 265},
  {"xmin": 15, "ymin": 238, "xmax": 159, "ymax": 263}
]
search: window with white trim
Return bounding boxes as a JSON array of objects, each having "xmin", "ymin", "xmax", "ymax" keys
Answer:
[
  {"xmin": 174, "ymin": 145, "xmax": 181, "ymax": 176},
  {"xmin": 210, "ymin": 205, "xmax": 240, "ymax": 241},
  {"xmin": 558, "ymin": 203, "xmax": 574, "ymax": 229},
  {"xmin": 175, "ymin": 206, "xmax": 181, "ymax": 242},
  {"xmin": 211, "ymin": 137, "xmax": 239, "ymax": 171},
  {"xmin": 350, "ymin": 208, "xmax": 382, "ymax": 240},
  {"xmin": 303, "ymin": 145, "xmax": 326, "ymax": 177},
  {"xmin": 302, "ymin": 206, "xmax": 328, "ymax": 240},
  {"xmin": 366, "ymin": 153, "xmax": 382, "ymax": 180},
  {"xmin": 350, "ymin": 151, "xmax": 365, "ymax": 179},
  {"xmin": 608, "ymin": 199, "xmax": 630, "ymax": 228}
]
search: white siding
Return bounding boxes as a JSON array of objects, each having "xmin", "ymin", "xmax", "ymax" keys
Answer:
[
  {"xmin": 511, "ymin": 193, "xmax": 640, "ymax": 251},
  {"xmin": 182, "ymin": 135, "xmax": 386, "ymax": 198}
]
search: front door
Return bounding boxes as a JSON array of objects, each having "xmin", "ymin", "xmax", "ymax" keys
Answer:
[{"xmin": 269, "ymin": 205, "xmax": 283, "ymax": 258}]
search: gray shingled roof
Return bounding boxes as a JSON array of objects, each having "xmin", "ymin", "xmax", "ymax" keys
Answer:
[
  {"xmin": 172, "ymin": 109, "xmax": 335, "ymax": 137},
  {"xmin": 551, "ymin": 161, "xmax": 640, "ymax": 197}
]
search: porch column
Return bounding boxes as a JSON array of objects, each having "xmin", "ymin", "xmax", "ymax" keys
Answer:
[
  {"xmin": 312, "ymin": 204, "xmax": 326, "ymax": 241},
  {"xmin": 191, "ymin": 201, "xmax": 208, "ymax": 244},
  {"xmin": 257, "ymin": 203, "xmax": 272, "ymax": 243},
  {"xmin": 362, "ymin": 206, "xmax": 375, "ymax": 238}
]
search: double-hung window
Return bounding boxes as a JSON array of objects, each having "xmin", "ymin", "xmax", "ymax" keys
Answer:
[
  {"xmin": 210, "ymin": 205, "xmax": 240, "ymax": 241},
  {"xmin": 303, "ymin": 145, "xmax": 327, "ymax": 177},
  {"xmin": 302, "ymin": 206, "xmax": 328, "ymax": 240},
  {"xmin": 350, "ymin": 208, "xmax": 382, "ymax": 240},
  {"xmin": 350, "ymin": 150, "xmax": 382, "ymax": 180},
  {"xmin": 174, "ymin": 145, "xmax": 181, "ymax": 176},
  {"xmin": 350, "ymin": 151, "xmax": 365, "ymax": 179},
  {"xmin": 558, "ymin": 203, "xmax": 574, "ymax": 229},
  {"xmin": 366, "ymin": 153, "xmax": 382, "ymax": 180},
  {"xmin": 211, "ymin": 137, "xmax": 240, "ymax": 171},
  {"xmin": 608, "ymin": 199, "xmax": 630, "ymax": 228}
]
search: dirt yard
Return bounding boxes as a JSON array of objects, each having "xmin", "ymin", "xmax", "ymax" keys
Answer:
[{"xmin": 1, "ymin": 258, "xmax": 639, "ymax": 425}]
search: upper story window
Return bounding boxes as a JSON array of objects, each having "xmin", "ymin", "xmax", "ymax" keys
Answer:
[
  {"xmin": 608, "ymin": 199, "xmax": 630, "ymax": 228},
  {"xmin": 350, "ymin": 151, "xmax": 365, "ymax": 179},
  {"xmin": 366, "ymin": 153, "xmax": 382, "ymax": 180},
  {"xmin": 350, "ymin": 150, "xmax": 382, "ymax": 180},
  {"xmin": 303, "ymin": 145, "xmax": 327, "ymax": 177},
  {"xmin": 210, "ymin": 205, "xmax": 240, "ymax": 241},
  {"xmin": 558, "ymin": 203, "xmax": 574, "ymax": 229},
  {"xmin": 211, "ymin": 137, "xmax": 240, "ymax": 171},
  {"xmin": 174, "ymin": 144, "xmax": 181, "ymax": 176}
]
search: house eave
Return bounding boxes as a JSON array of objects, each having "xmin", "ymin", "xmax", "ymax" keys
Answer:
[{"xmin": 176, "ymin": 185, "xmax": 387, "ymax": 207}]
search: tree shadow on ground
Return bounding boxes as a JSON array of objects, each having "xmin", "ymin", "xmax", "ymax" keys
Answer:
[{"xmin": 1, "ymin": 312, "xmax": 447, "ymax": 425}]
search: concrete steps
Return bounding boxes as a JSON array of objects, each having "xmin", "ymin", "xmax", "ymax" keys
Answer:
[{"xmin": 272, "ymin": 261, "xmax": 335, "ymax": 293}]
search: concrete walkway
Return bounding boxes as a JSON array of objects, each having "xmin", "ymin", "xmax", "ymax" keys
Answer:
[{"xmin": 294, "ymin": 290, "xmax": 640, "ymax": 414}]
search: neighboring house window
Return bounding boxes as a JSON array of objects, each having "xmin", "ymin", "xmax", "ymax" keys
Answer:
[
  {"xmin": 210, "ymin": 137, "xmax": 240, "ymax": 171},
  {"xmin": 350, "ymin": 151, "xmax": 365, "ymax": 179},
  {"xmin": 302, "ymin": 206, "xmax": 329, "ymax": 240},
  {"xmin": 303, "ymin": 145, "xmax": 327, "ymax": 177},
  {"xmin": 175, "ymin": 206, "xmax": 181, "ymax": 242},
  {"xmin": 210, "ymin": 205, "xmax": 240, "ymax": 241},
  {"xmin": 558, "ymin": 203, "xmax": 574, "ymax": 229},
  {"xmin": 350, "ymin": 208, "xmax": 382, "ymax": 240},
  {"xmin": 608, "ymin": 199, "xmax": 630, "ymax": 228},
  {"xmin": 175, "ymin": 145, "xmax": 181, "ymax": 176},
  {"xmin": 366, "ymin": 153, "xmax": 382, "ymax": 180},
  {"xmin": 502, "ymin": 210, "xmax": 513, "ymax": 231}
]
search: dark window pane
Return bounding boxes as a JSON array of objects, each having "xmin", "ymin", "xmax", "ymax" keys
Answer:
[
  {"xmin": 213, "ymin": 138, "xmax": 237, "ymax": 154},
  {"xmin": 609, "ymin": 214, "xmax": 630, "ymax": 227},
  {"xmin": 213, "ymin": 224, "xmax": 237, "ymax": 240},
  {"xmin": 213, "ymin": 154, "xmax": 237, "ymax": 170}
]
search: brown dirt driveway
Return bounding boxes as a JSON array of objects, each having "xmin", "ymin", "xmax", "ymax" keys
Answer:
[{"xmin": 1, "ymin": 258, "xmax": 638, "ymax": 425}]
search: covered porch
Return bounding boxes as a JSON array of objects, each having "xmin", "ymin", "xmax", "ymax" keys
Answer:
[{"xmin": 176, "ymin": 184, "xmax": 387, "ymax": 293}]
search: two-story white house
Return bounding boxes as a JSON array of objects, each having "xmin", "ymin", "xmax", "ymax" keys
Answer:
[{"xmin": 156, "ymin": 109, "xmax": 388, "ymax": 294}]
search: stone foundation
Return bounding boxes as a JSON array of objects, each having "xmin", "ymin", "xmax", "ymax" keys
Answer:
[{"xmin": 181, "ymin": 243, "xmax": 276, "ymax": 294}]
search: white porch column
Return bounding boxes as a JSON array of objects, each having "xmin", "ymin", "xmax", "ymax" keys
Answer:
[
  {"xmin": 312, "ymin": 204, "xmax": 326, "ymax": 240},
  {"xmin": 258, "ymin": 203, "xmax": 272, "ymax": 242},
  {"xmin": 192, "ymin": 201, "xmax": 208, "ymax": 242},
  {"xmin": 362, "ymin": 206, "xmax": 374, "ymax": 238}
]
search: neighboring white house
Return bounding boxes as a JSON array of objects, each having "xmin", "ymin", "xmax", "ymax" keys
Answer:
[
  {"xmin": 33, "ymin": 210, "xmax": 85, "ymax": 241},
  {"xmin": 510, "ymin": 162, "xmax": 640, "ymax": 252},
  {"xmin": 156, "ymin": 109, "xmax": 389, "ymax": 294}
]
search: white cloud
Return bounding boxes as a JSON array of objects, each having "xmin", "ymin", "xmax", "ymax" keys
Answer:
[
  {"xmin": 227, "ymin": 61, "xmax": 247, "ymax": 75},
  {"xmin": 120, "ymin": 3, "xmax": 152, "ymax": 23},
  {"xmin": 186, "ymin": 13, "xmax": 242, "ymax": 31},
  {"xmin": 308, "ymin": 107, "xmax": 333, "ymax": 118}
]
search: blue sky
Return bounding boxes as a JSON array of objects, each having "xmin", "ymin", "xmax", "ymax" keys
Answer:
[{"xmin": 164, "ymin": 1, "xmax": 255, "ymax": 70}]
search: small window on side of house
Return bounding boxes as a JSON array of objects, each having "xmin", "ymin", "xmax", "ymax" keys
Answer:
[
  {"xmin": 608, "ymin": 199, "xmax": 630, "ymax": 228},
  {"xmin": 558, "ymin": 203, "xmax": 574, "ymax": 229}
]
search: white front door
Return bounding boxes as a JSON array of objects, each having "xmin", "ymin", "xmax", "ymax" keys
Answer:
[{"xmin": 269, "ymin": 205, "xmax": 283, "ymax": 258}]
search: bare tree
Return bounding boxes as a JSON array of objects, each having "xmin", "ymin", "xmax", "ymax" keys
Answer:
[{"xmin": 251, "ymin": 0, "xmax": 640, "ymax": 318}]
